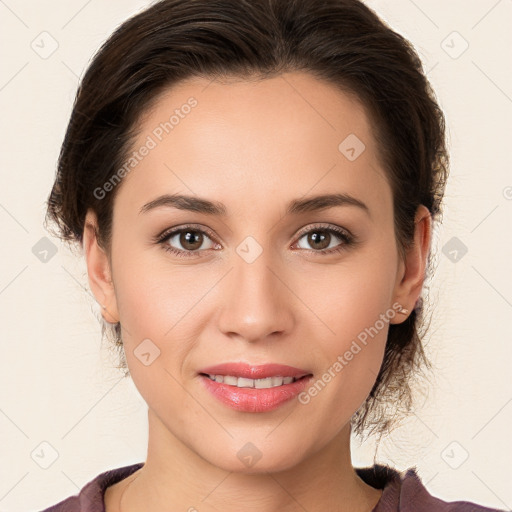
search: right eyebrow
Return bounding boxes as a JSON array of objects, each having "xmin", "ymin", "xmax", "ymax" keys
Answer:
[{"xmin": 139, "ymin": 194, "xmax": 227, "ymax": 216}]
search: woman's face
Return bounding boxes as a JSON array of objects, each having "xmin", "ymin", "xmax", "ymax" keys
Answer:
[{"xmin": 89, "ymin": 72, "xmax": 421, "ymax": 472}]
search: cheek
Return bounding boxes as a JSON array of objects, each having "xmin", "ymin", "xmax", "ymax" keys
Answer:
[
  {"xmin": 110, "ymin": 249, "xmax": 221, "ymax": 388},
  {"xmin": 112, "ymin": 244, "xmax": 208, "ymax": 336},
  {"xmin": 113, "ymin": 258, "xmax": 205, "ymax": 416},
  {"xmin": 300, "ymin": 245, "xmax": 397, "ymax": 343},
  {"xmin": 294, "ymin": 246, "xmax": 397, "ymax": 413}
]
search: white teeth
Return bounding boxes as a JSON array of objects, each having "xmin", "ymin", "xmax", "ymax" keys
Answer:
[
  {"xmin": 223, "ymin": 375, "xmax": 238, "ymax": 386},
  {"xmin": 206, "ymin": 374, "xmax": 298, "ymax": 388},
  {"xmin": 237, "ymin": 377, "xmax": 254, "ymax": 387}
]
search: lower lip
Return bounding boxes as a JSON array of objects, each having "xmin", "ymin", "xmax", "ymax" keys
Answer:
[{"xmin": 199, "ymin": 374, "xmax": 313, "ymax": 412}]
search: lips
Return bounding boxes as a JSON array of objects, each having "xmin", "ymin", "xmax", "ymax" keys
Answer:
[
  {"xmin": 199, "ymin": 372, "xmax": 314, "ymax": 412},
  {"xmin": 198, "ymin": 362, "xmax": 312, "ymax": 380}
]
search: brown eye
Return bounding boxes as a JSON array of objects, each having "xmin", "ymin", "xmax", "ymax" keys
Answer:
[
  {"xmin": 179, "ymin": 230, "xmax": 204, "ymax": 251},
  {"xmin": 306, "ymin": 230, "xmax": 331, "ymax": 250},
  {"xmin": 159, "ymin": 226, "xmax": 217, "ymax": 256},
  {"xmin": 296, "ymin": 226, "xmax": 351, "ymax": 253}
]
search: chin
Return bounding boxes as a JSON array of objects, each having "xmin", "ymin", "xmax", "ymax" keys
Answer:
[{"xmin": 199, "ymin": 436, "xmax": 309, "ymax": 475}]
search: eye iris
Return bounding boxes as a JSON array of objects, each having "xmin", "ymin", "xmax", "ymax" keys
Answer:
[
  {"xmin": 309, "ymin": 231, "xmax": 330, "ymax": 250},
  {"xmin": 181, "ymin": 230, "xmax": 202, "ymax": 250}
]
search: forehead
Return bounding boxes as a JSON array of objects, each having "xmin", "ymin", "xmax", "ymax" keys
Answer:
[{"xmin": 114, "ymin": 71, "xmax": 391, "ymax": 218}]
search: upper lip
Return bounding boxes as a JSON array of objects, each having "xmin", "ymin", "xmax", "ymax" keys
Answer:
[{"xmin": 198, "ymin": 362, "xmax": 312, "ymax": 379}]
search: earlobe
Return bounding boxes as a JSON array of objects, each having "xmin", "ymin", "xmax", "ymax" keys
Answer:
[
  {"xmin": 390, "ymin": 205, "xmax": 431, "ymax": 324},
  {"xmin": 83, "ymin": 209, "xmax": 119, "ymax": 324}
]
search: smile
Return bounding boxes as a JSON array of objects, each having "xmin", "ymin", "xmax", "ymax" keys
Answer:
[{"xmin": 202, "ymin": 374, "xmax": 305, "ymax": 388}]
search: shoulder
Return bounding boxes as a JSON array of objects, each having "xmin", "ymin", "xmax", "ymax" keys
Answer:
[
  {"xmin": 37, "ymin": 462, "xmax": 144, "ymax": 512},
  {"xmin": 399, "ymin": 467, "xmax": 506, "ymax": 512},
  {"xmin": 356, "ymin": 464, "xmax": 506, "ymax": 512}
]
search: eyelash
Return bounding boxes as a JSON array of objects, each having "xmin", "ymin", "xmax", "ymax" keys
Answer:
[{"xmin": 154, "ymin": 223, "xmax": 356, "ymax": 258}]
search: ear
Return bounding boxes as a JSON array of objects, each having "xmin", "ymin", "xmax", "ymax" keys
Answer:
[
  {"xmin": 390, "ymin": 204, "xmax": 431, "ymax": 324},
  {"xmin": 82, "ymin": 209, "xmax": 119, "ymax": 324}
]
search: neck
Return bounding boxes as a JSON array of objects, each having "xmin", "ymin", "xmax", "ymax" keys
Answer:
[{"xmin": 117, "ymin": 408, "xmax": 381, "ymax": 512}]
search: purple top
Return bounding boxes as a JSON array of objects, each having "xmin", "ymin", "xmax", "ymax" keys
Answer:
[{"xmin": 38, "ymin": 462, "xmax": 506, "ymax": 512}]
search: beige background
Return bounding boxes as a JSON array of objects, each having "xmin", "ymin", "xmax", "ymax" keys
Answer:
[{"xmin": 0, "ymin": 0, "xmax": 511, "ymax": 510}]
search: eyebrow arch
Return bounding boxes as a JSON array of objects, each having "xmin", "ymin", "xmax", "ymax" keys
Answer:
[
  {"xmin": 287, "ymin": 193, "xmax": 369, "ymax": 216},
  {"xmin": 139, "ymin": 192, "xmax": 370, "ymax": 217},
  {"xmin": 139, "ymin": 194, "xmax": 227, "ymax": 216}
]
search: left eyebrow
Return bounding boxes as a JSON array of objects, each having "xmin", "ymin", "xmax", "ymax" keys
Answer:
[
  {"xmin": 139, "ymin": 192, "xmax": 370, "ymax": 217},
  {"xmin": 286, "ymin": 193, "xmax": 370, "ymax": 217}
]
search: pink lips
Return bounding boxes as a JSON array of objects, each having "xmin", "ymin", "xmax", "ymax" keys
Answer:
[{"xmin": 198, "ymin": 362, "xmax": 313, "ymax": 413}]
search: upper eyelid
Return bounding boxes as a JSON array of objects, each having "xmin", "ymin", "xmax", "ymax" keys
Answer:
[
  {"xmin": 157, "ymin": 224, "xmax": 218, "ymax": 244},
  {"xmin": 295, "ymin": 223, "xmax": 351, "ymax": 238}
]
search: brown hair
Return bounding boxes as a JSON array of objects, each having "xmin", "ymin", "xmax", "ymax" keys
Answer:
[{"xmin": 45, "ymin": 0, "xmax": 448, "ymax": 441}]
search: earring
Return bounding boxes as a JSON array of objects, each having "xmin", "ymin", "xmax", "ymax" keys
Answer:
[{"xmin": 398, "ymin": 306, "xmax": 409, "ymax": 315}]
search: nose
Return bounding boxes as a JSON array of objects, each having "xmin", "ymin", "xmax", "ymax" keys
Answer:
[{"xmin": 216, "ymin": 245, "xmax": 295, "ymax": 344}]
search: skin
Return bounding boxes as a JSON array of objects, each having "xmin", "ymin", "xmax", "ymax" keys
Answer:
[{"xmin": 83, "ymin": 71, "xmax": 431, "ymax": 512}]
